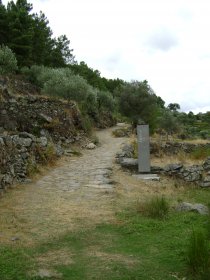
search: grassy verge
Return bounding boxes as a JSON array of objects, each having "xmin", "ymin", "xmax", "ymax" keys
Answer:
[{"xmin": 1, "ymin": 200, "xmax": 210, "ymax": 279}]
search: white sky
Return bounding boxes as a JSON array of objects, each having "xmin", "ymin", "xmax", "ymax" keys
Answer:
[{"xmin": 3, "ymin": 0, "xmax": 210, "ymax": 113}]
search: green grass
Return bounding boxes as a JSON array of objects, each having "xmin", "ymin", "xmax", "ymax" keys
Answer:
[
  {"xmin": 187, "ymin": 229, "xmax": 210, "ymax": 276},
  {"xmin": 137, "ymin": 196, "xmax": 169, "ymax": 219},
  {"xmin": 1, "ymin": 208, "xmax": 210, "ymax": 280},
  {"xmin": 190, "ymin": 146, "xmax": 210, "ymax": 160}
]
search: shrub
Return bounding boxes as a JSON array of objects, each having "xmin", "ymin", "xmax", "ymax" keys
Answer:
[
  {"xmin": 137, "ymin": 196, "xmax": 169, "ymax": 219},
  {"xmin": 80, "ymin": 114, "xmax": 93, "ymax": 135},
  {"xmin": 35, "ymin": 143, "xmax": 56, "ymax": 164},
  {"xmin": 187, "ymin": 229, "xmax": 209, "ymax": 275},
  {"xmin": 97, "ymin": 90, "xmax": 115, "ymax": 112},
  {"xmin": 0, "ymin": 45, "xmax": 18, "ymax": 75}
]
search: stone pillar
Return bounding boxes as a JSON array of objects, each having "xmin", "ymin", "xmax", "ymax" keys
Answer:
[{"xmin": 137, "ymin": 125, "xmax": 151, "ymax": 173}]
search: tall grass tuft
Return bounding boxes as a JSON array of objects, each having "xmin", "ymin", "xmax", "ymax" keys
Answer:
[
  {"xmin": 137, "ymin": 196, "xmax": 169, "ymax": 219},
  {"xmin": 187, "ymin": 229, "xmax": 209, "ymax": 276}
]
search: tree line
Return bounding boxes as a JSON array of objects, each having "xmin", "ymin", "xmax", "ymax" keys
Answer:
[
  {"xmin": 0, "ymin": 0, "xmax": 74, "ymax": 67},
  {"xmin": 0, "ymin": 0, "xmax": 209, "ymax": 139}
]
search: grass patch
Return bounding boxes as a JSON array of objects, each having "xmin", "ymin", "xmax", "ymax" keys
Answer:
[
  {"xmin": 1, "ymin": 208, "xmax": 209, "ymax": 279},
  {"xmin": 187, "ymin": 229, "xmax": 210, "ymax": 276},
  {"xmin": 137, "ymin": 196, "xmax": 170, "ymax": 219},
  {"xmin": 190, "ymin": 146, "xmax": 210, "ymax": 160}
]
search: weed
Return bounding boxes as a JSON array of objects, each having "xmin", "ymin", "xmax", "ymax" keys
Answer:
[
  {"xmin": 187, "ymin": 229, "xmax": 210, "ymax": 275},
  {"xmin": 26, "ymin": 157, "xmax": 40, "ymax": 177},
  {"xmin": 131, "ymin": 139, "xmax": 138, "ymax": 159},
  {"xmin": 43, "ymin": 117, "xmax": 60, "ymax": 130},
  {"xmin": 137, "ymin": 196, "xmax": 170, "ymax": 219},
  {"xmin": 81, "ymin": 115, "xmax": 93, "ymax": 135},
  {"xmin": 90, "ymin": 133, "xmax": 99, "ymax": 145},
  {"xmin": 35, "ymin": 143, "xmax": 57, "ymax": 164}
]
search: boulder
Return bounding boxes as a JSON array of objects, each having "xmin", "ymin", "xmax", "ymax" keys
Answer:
[
  {"xmin": 116, "ymin": 144, "xmax": 134, "ymax": 158},
  {"xmin": 199, "ymin": 176, "xmax": 210, "ymax": 187},
  {"xmin": 13, "ymin": 135, "xmax": 32, "ymax": 148},
  {"xmin": 120, "ymin": 158, "xmax": 138, "ymax": 170},
  {"xmin": 164, "ymin": 163, "xmax": 183, "ymax": 172},
  {"xmin": 176, "ymin": 202, "xmax": 209, "ymax": 215}
]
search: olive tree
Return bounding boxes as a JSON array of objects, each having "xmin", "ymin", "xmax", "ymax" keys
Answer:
[
  {"xmin": 119, "ymin": 80, "xmax": 159, "ymax": 130},
  {"xmin": 0, "ymin": 45, "xmax": 18, "ymax": 75}
]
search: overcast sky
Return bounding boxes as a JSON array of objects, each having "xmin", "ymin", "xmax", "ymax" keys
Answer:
[{"xmin": 4, "ymin": 0, "xmax": 210, "ymax": 113}]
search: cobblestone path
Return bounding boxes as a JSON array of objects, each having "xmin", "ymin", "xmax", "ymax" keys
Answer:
[{"xmin": 0, "ymin": 127, "xmax": 126, "ymax": 245}]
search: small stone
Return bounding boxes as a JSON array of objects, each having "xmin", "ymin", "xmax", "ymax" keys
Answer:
[
  {"xmin": 0, "ymin": 137, "xmax": 4, "ymax": 145},
  {"xmin": 11, "ymin": 236, "xmax": 20, "ymax": 241},
  {"xmin": 19, "ymin": 132, "xmax": 35, "ymax": 140},
  {"xmin": 86, "ymin": 143, "xmax": 96, "ymax": 149},
  {"xmin": 39, "ymin": 113, "xmax": 52, "ymax": 123},
  {"xmin": 36, "ymin": 136, "xmax": 48, "ymax": 147},
  {"xmin": 132, "ymin": 174, "xmax": 160, "ymax": 181},
  {"xmin": 14, "ymin": 136, "xmax": 32, "ymax": 147}
]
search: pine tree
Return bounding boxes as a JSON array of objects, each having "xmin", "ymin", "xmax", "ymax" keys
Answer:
[
  {"xmin": 6, "ymin": 0, "xmax": 34, "ymax": 66},
  {"xmin": 0, "ymin": 1, "xmax": 8, "ymax": 45}
]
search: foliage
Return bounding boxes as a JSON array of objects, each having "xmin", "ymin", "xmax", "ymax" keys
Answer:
[
  {"xmin": 70, "ymin": 61, "xmax": 125, "ymax": 93},
  {"xmin": 118, "ymin": 80, "xmax": 160, "ymax": 131},
  {"xmin": 0, "ymin": 0, "xmax": 74, "ymax": 67},
  {"xmin": 137, "ymin": 196, "xmax": 170, "ymax": 219},
  {"xmin": 0, "ymin": 45, "xmax": 18, "ymax": 74},
  {"xmin": 167, "ymin": 102, "xmax": 180, "ymax": 111},
  {"xmin": 35, "ymin": 143, "xmax": 57, "ymax": 164},
  {"xmin": 97, "ymin": 90, "xmax": 115, "ymax": 112},
  {"xmin": 158, "ymin": 109, "xmax": 180, "ymax": 136}
]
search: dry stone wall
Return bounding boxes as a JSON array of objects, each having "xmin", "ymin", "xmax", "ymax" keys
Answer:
[
  {"xmin": 0, "ymin": 83, "xmax": 86, "ymax": 193},
  {"xmin": 116, "ymin": 144, "xmax": 210, "ymax": 187}
]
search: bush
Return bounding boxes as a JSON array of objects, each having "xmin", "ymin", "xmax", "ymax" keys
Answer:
[
  {"xmin": 137, "ymin": 196, "xmax": 169, "ymax": 219},
  {"xmin": 187, "ymin": 229, "xmax": 209, "ymax": 275},
  {"xmin": 97, "ymin": 90, "xmax": 115, "ymax": 112},
  {"xmin": 0, "ymin": 45, "xmax": 18, "ymax": 75}
]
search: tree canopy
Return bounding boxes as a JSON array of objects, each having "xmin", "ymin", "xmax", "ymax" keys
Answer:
[{"xmin": 118, "ymin": 80, "xmax": 160, "ymax": 130}]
